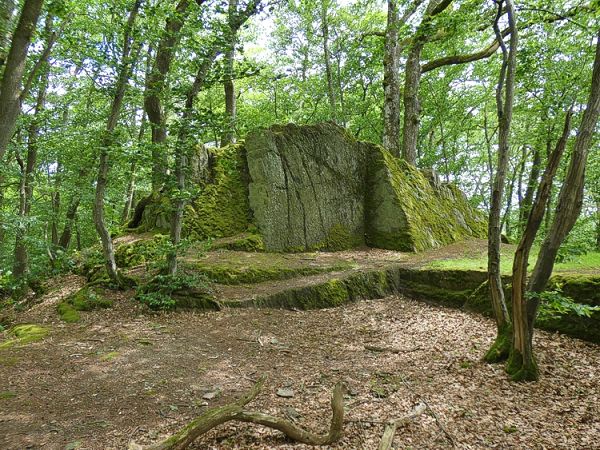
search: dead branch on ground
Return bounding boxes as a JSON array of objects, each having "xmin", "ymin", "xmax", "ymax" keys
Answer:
[{"xmin": 378, "ymin": 402, "xmax": 427, "ymax": 450}]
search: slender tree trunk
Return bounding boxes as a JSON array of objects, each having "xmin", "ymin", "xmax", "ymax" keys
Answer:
[
  {"xmin": 507, "ymin": 110, "xmax": 572, "ymax": 382},
  {"xmin": 50, "ymin": 162, "xmax": 61, "ymax": 247},
  {"xmin": 93, "ymin": 0, "xmax": 141, "ymax": 286},
  {"xmin": 519, "ymin": 146, "xmax": 541, "ymax": 231},
  {"xmin": 13, "ymin": 14, "xmax": 52, "ymax": 279},
  {"xmin": 528, "ymin": 30, "xmax": 600, "ymax": 311},
  {"xmin": 58, "ymin": 196, "xmax": 80, "ymax": 250},
  {"xmin": 401, "ymin": 0, "xmax": 452, "ymax": 165},
  {"xmin": 0, "ymin": 0, "xmax": 45, "ymax": 163},
  {"xmin": 122, "ymin": 114, "xmax": 145, "ymax": 224},
  {"xmin": 484, "ymin": 0, "xmax": 517, "ymax": 364},
  {"xmin": 382, "ymin": 0, "xmax": 400, "ymax": 155},
  {"xmin": 596, "ymin": 196, "xmax": 600, "ymax": 251},
  {"xmin": 144, "ymin": 0, "xmax": 191, "ymax": 190},
  {"xmin": 221, "ymin": 0, "xmax": 239, "ymax": 146},
  {"xmin": 320, "ymin": 0, "xmax": 337, "ymax": 124}
]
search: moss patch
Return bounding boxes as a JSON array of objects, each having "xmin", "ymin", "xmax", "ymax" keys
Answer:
[
  {"xmin": 0, "ymin": 391, "xmax": 17, "ymax": 400},
  {"xmin": 211, "ymin": 233, "xmax": 265, "ymax": 252},
  {"xmin": 186, "ymin": 144, "xmax": 252, "ymax": 240},
  {"xmin": 115, "ymin": 234, "xmax": 169, "ymax": 268},
  {"xmin": 57, "ymin": 287, "xmax": 113, "ymax": 323},
  {"xmin": 0, "ymin": 324, "xmax": 49, "ymax": 349},
  {"xmin": 366, "ymin": 147, "xmax": 487, "ymax": 252}
]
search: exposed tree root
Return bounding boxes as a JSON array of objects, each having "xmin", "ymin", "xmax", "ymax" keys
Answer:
[
  {"xmin": 377, "ymin": 402, "xmax": 426, "ymax": 450},
  {"xmin": 128, "ymin": 376, "xmax": 345, "ymax": 449}
]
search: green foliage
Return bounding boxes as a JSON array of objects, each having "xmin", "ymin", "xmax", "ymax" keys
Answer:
[
  {"xmin": 136, "ymin": 273, "xmax": 207, "ymax": 310},
  {"xmin": 533, "ymin": 290, "xmax": 600, "ymax": 321}
]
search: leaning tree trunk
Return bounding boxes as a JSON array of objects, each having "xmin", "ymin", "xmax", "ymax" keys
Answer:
[
  {"xmin": 0, "ymin": 0, "xmax": 44, "ymax": 164},
  {"xmin": 484, "ymin": 0, "xmax": 516, "ymax": 364},
  {"xmin": 527, "ymin": 29, "xmax": 600, "ymax": 320},
  {"xmin": 508, "ymin": 110, "xmax": 572, "ymax": 382},
  {"xmin": 0, "ymin": 0, "xmax": 16, "ymax": 68},
  {"xmin": 93, "ymin": 0, "xmax": 141, "ymax": 286}
]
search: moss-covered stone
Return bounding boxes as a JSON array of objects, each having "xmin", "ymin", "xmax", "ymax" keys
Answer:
[
  {"xmin": 211, "ymin": 233, "xmax": 265, "ymax": 252},
  {"xmin": 0, "ymin": 324, "xmax": 49, "ymax": 349},
  {"xmin": 366, "ymin": 147, "xmax": 487, "ymax": 252},
  {"xmin": 57, "ymin": 287, "xmax": 113, "ymax": 323},
  {"xmin": 186, "ymin": 144, "xmax": 252, "ymax": 239},
  {"xmin": 246, "ymin": 123, "xmax": 367, "ymax": 252},
  {"xmin": 115, "ymin": 234, "xmax": 169, "ymax": 268},
  {"xmin": 547, "ymin": 274, "xmax": 600, "ymax": 307}
]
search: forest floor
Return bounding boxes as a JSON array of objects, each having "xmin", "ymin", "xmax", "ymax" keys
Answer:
[{"xmin": 1, "ymin": 265, "xmax": 599, "ymax": 449}]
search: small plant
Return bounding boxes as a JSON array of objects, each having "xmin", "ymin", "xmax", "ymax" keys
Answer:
[
  {"xmin": 136, "ymin": 273, "xmax": 207, "ymax": 310},
  {"xmin": 531, "ymin": 289, "xmax": 600, "ymax": 321}
]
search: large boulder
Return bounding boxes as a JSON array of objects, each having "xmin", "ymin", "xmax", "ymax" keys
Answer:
[
  {"xmin": 366, "ymin": 147, "xmax": 487, "ymax": 251},
  {"xmin": 246, "ymin": 123, "xmax": 367, "ymax": 251}
]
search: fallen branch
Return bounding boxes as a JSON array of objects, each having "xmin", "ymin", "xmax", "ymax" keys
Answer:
[
  {"xmin": 365, "ymin": 345, "xmax": 421, "ymax": 354},
  {"xmin": 129, "ymin": 377, "xmax": 345, "ymax": 450},
  {"xmin": 378, "ymin": 402, "xmax": 427, "ymax": 450}
]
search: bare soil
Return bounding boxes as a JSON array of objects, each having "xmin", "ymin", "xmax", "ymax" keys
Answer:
[{"xmin": 1, "ymin": 276, "xmax": 599, "ymax": 450}]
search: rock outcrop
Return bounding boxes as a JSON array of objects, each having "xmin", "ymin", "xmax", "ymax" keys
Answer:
[{"xmin": 135, "ymin": 122, "xmax": 486, "ymax": 252}]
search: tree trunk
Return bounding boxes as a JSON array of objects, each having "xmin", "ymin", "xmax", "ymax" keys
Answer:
[
  {"xmin": 519, "ymin": 145, "xmax": 541, "ymax": 231},
  {"xmin": 527, "ymin": 29, "xmax": 600, "ymax": 313},
  {"xmin": 0, "ymin": 0, "xmax": 44, "ymax": 163},
  {"xmin": 58, "ymin": 196, "xmax": 79, "ymax": 250},
  {"xmin": 144, "ymin": 0, "xmax": 191, "ymax": 190},
  {"xmin": 382, "ymin": 0, "xmax": 401, "ymax": 155},
  {"xmin": 320, "ymin": 0, "xmax": 337, "ymax": 124},
  {"xmin": 0, "ymin": 0, "xmax": 16, "ymax": 68},
  {"xmin": 93, "ymin": 0, "xmax": 141, "ymax": 286},
  {"xmin": 401, "ymin": 0, "xmax": 452, "ymax": 165},
  {"xmin": 121, "ymin": 114, "xmax": 145, "ymax": 224},
  {"xmin": 507, "ymin": 110, "xmax": 572, "ymax": 382},
  {"xmin": 12, "ymin": 14, "xmax": 52, "ymax": 279},
  {"xmin": 221, "ymin": 0, "xmax": 239, "ymax": 146},
  {"xmin": 484, "ymin": 0, "xmax": 517, "ymax": 364}
]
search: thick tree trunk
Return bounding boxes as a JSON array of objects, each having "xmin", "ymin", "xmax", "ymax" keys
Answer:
[
  {"xmin": 144, "ymin": 0, "xmax": 191, "ymax": 190},
  {"xmin": 528, "ymin": 30, "xmax": 600, "ymax": 313},
  {"xmin": 484, "ymin": 0, "xmax": 517, "ymax": 364},
  {"xmin": 58, "ymin": 195, "xmax": 80, "ymax": 250},
  {"xmin": 400, "ymin": 0, "xmax": 452, "ymax": 165},
  {"xmin": 508, "ymin": 111, "xmax": 571, "ymax": 382},
  {"xmin": 13, "ymin": 14, "xmax": 52, "ymax": 279},
  {"xmin": 0, "ymin": 0, "xmax": 44, "ymax": 163},
  {"xmin": 0, "ymin": 0, "xmax": 16, "ymax": 68},
  {"xmin": 93, "ymin": 0, "xmax": 141, "ymax": 286}
]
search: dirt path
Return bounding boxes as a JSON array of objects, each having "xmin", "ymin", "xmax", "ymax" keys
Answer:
[{"xmin": 1, "ymin": 288, "xmax": 599, "ymax": 449}]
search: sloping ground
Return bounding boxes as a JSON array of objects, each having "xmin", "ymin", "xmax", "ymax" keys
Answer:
[{"xmin": 1, "ymin": 289, "xmax": 599, "ymax": 449}]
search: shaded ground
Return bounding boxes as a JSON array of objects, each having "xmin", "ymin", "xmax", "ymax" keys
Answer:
[{"xmin": 1, "ymin": 280, "xmax": 599, "ymax": 449}]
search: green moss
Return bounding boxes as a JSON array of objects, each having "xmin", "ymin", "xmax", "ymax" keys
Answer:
[
  {"xmin": 212, "ymin": 233, "xmax": 265, "ymax": 252},
  {"xmin": 0, "ymin": 324, "xmax": 49, "ymax": 349},
  {"xmin": 0, "ymin": 391, "xmax": 17, "ymax": 399},
  {"xmin": 115, "ymin": 234, "xmax": 169, "ymax": 268},
  {"xmin": 320, "ymin": 224, "xmax": 363, "ymax": 251},
  {"xmin": 506, "ymin": 349, "xmax": 539, "ymax": 382},
  {"xmin": 483, "ymin": 324, "xmax": 512, "ymax": 363},
  {"xmin": 57, "ymin": 287, "xmax": 113, "ymax": 323},
  {"xmin": 366, "ymin": 147, "xmax": 486, "ymax": 252},
  {"xmin": 186, "ymin": 144, "xmax": 252, "ymax": 240}
]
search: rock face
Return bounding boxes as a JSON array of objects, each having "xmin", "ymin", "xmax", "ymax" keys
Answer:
[
  {"xmin": 246, "ymin": 123, "xmax": 367, "ymax": 252},
  {"xmin": 366, "ymin": 147, "xmax": 487, "ymax": 251},
  {"xmin": 135, "ymin": 122, "xmax": 486, "ymax": 252}
]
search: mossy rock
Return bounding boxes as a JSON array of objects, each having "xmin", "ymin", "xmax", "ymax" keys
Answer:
[
  {"xmin": 57, "ymin": 287, "xmax": 113, "ymax": 323},
  {"xmin": 366, "ymin": 147, "xmax": 487, "ymax": 251},
  {"xmin": 0, "ymin": 324, "xmax": 49, "ymax": 349},
  {"xmin": 211, "ymin": 233, "xmax": 265, "ymax": 252},
  {"xmin": 115, "ymin": 234, "xmax": 169, "ymax": 268},
  {"xmin": 548, "ymin": 274, "xmax": 600, "ymax": 307}
]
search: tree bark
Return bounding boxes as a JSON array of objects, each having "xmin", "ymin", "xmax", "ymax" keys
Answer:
[
  {"xmin": 122, "ymin": 114, "xmax": 146, "ymax": 224},
  {"xmin": 382, "ymin": 0, "xmax": 401, "ymax": 155},
  {"xmin": 0, "ymin": 0, "xmax": 16, "ymax": 68},
  {"xmin": 507, "ymin": 110, "xmax": 572, "ymax": 382},
  {"xmin": 93, "ymin": 0, "xmax": 141, "ymax": 286},
  {"xmin": 519, "ymin": 145, "xmax": 541, "ymax": 231},
  {"xmin": 401, "ymin": 0, "xmax": 452, "ymax": 165},
  {"xmin": 528, "ymin": 30, "xmax": 600, "ymax": 311},
  {"xmin": 484, "ymin": 0, "xmax": 517, "ymax": 364},
  {"xmin": 320, "ymin": 0, "xmax": 337, "ymax": 124},
  {"xmin": 13, "ymin": 14, "xmax": 52, "ymax": 279},
  {"xmin": 144, "ymin": 0, "xmax": 192, "ymax": 190},
  {"xmin": 221, "ymin": 0, "xmax": 239, "ymax": 146},
  {"xmin": 0, "ymin": 0, "xmax": 44, "ymax": 163}
]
